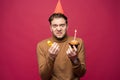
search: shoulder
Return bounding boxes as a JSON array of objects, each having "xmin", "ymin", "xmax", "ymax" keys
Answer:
[
  {"xmin": 37, "ymin": 37, "xmax": 52, "ymax": 48},
  {"xmin": 77, "ymin": 37, "xmax": 84, "ymax": 44}
]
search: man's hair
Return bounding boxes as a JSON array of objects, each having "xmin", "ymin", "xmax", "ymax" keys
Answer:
[{"xmin": 48, "ymin": 13, "xmax": 68, "ymax": 25}]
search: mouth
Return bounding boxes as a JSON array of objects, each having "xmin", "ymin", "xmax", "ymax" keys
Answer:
[
  {"xmin": 56, "ymin": 32, "xmax": 63, "ymax": 36},
  {"xmin": 56, "ymin": 31, "xmax": 62, "ymax": 34}
]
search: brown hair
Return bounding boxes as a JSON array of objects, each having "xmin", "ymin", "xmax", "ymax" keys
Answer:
[{"xmin": 48, "ymin": 13, "xmax": 68, "ymax": 25}]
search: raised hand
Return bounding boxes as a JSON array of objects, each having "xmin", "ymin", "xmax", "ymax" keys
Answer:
[
  {"xmin": 48, "ymin": 42, "xmax": 59, "ymax": 60},
  {"xmin": 66, "ymin": 45, "xmax": 78, "ymax": 61}
]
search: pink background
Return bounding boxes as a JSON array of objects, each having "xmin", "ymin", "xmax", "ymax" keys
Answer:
[{"xmin": 0, "ymin": 0, "xmax": 120, "ymax": 80}]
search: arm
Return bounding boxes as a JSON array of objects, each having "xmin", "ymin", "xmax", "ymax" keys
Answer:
[
  {"xmin": 66, "ymin": 39, "xmax": 86, "ymax": 77},
  {"xmin": 72, "ymin": 40, "xmax": 86, "ymax": 77},
  {"xmin": 37, "ymin": 43, "xmax": 54, "ymax": 80}
]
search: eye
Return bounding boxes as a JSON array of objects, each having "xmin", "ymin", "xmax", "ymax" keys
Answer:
[
  {"xmin": 60, "ymin": 24, "xmax": 66, "ymax": 27},
  {"xmin": 52, "ymin": 24, "xmax": 58, "ymax": 28}
]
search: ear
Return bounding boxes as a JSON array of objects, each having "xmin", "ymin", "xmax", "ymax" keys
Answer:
[
  {"xmin": 50, "ymin": 26, "xmax": 52, "ymax": 32},
  {"xmin": 66, "ymin": 24, "xmax": 68, "ymax": 30}
]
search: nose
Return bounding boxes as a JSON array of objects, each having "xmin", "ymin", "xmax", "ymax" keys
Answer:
[{"xmin": 56, "ymin": 26, "xmax": 61, "ymax": 31}]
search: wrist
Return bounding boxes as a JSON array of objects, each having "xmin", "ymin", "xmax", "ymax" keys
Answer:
[
  {"xmin": 71, "ymin": 57, "xmax": 80, "ymax": 65},
  {"xmin": 49, "ymin": 56, "xmax": 55, "ymax": 62}
]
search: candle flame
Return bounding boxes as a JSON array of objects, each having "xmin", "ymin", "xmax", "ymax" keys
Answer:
[{"xmin": 75, "ymin": 29, "xmax": 77, "ymax": 33}]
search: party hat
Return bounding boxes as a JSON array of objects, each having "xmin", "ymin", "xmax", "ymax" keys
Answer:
[{"xmin": 54, "ymin": 0, "xmax": 64, "ymax": 14}]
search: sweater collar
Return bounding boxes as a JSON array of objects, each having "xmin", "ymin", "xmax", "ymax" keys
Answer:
[{"xmin": 51, "ymin": 34, "xmax": 68, "ymax": 43}]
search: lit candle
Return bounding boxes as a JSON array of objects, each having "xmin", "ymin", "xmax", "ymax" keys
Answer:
[{"xmin": 73, "ymin": 29, "xmax": 77, "ymax": 41}]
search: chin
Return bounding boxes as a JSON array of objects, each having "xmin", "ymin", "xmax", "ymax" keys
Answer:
[
  {"xmin": 56, "ymin": 36, "xmax": 63, "ymax": 39},
  {"xmin": 53, "ymin": 33, "xmax": 66, "ymax": 40},
  {"xmin": 54, "ymin": 35, "xmax": 64, "ymax": 39}
]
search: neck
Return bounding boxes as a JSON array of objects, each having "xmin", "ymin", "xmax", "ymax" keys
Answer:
[{"xmin": 52, "ymin": 34, "xmax": 68, "ymax": 43}]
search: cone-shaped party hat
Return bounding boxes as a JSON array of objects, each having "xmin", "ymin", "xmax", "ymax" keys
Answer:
[{"xmin": 54, "ymin": 0, "xmax": 64, "ymax": 14}]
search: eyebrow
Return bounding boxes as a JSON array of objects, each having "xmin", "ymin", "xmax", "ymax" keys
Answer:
[{"xmin": 52, "ymin": 23, "xmax": 66, "ymax": 25}]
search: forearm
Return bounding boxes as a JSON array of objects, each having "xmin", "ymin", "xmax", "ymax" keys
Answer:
[
  {"xmin": 37, "ymin": 44, "xmax": 54, "ymax": 80},
  {"xmin": 71, "ymin": 58, "xmax": 86, "ymax": 77},
  {"xmin": 72, "ymin": 39, "xmax": 86, "ymax": 77},
  {"xmin": 73, "ymin": 63, "xmax": 86, "ymax": 77},
  {"xmin": 39, "ymin": 56, "xmax": 54, "ymax": 80}
]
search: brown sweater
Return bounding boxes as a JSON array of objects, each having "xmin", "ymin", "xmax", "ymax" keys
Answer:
[{"xmin": 37, "ymin": 36, "xmax": 86, "ymax": 80}]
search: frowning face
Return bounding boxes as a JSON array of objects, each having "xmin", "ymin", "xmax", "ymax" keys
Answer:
[{"xmin": 50, "ymin": 18, "xmax": 68, "ymax": 39}]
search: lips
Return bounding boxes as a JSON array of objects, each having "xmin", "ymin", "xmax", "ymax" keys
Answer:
[{"xmin": 56, "ymin": 32, "xmax": 62, "ymax": 35}]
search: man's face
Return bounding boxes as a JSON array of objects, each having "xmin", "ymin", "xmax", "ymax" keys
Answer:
[{"xmin": 50, "ymin": 18, "xmax": 68, "ymax": 39}]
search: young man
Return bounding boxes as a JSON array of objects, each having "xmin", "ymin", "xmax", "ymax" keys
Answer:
[{"xmin": 37, "ymin": 13, "xmax": 86, "ymax": 80}]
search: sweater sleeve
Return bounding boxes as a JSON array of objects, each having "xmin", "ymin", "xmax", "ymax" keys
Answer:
[
  {"xmin": 72, "ymin": 39, "xmax": 86, "ymax": 77},
  {"xmin": 37, "ymin": 43, "xmax": 54, "ymax": 80}
]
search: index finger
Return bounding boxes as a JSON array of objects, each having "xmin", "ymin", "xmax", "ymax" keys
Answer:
[{"xmin": 73, "ymin": 46, "xmax": 77, "ymax": 52}]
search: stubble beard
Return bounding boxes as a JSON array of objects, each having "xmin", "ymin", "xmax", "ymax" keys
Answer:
[{"xmin": 53, "ymin": 32, "xmax": 67, "ymax": 41}]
